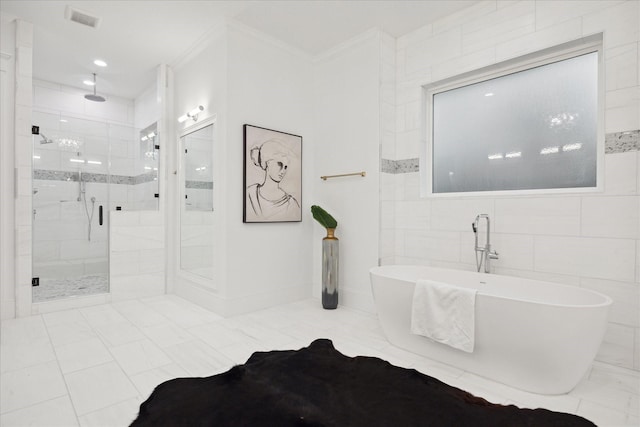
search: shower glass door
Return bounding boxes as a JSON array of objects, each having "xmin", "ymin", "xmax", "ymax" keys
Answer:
[{"xmin": 32, "ymin": 111, "xmax": 111, "ymax": 302}]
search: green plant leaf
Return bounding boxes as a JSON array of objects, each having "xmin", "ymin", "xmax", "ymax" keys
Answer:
[{"xmin": 311, "ymin": 205, "xmax": 337, "ymax": 229}]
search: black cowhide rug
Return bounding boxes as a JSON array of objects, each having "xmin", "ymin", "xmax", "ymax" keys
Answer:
[{"xmin": 131, "ymin": 338, "xmax": 595, "ymax": 427}]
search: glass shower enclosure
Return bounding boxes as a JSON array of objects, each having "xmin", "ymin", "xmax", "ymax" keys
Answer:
[{"xmin": 31, "ymin": 111, "xmax": 158, "ymax": 302}]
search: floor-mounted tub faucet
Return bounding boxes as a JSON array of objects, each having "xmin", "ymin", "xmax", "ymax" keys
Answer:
[{"xmin": 472, "ymin": 214, "xmax": 499, "ymax": 273}]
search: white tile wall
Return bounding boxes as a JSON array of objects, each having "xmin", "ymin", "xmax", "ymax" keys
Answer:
[
  {"xmin": 534, "ymin": 0, "xmax": 620, "ymax": 31},
  {"xmin": 462, "ymin": 1, "xmax": 535, "ymax": 55},
  {"xmin": 431, "ymin": 199, "xmax": 495, "ymax": 232},
  {"xmin": 386, "ymin": 0, "xmax": 640, "ymax": 371},
  {"xmin": 636, "ymin": 239, "xmax": 640, "ymax": 284},
  {"xmin": 581, "ymin": 277, "xmax": 640, "ymax": 327},
  {"xmin": 496, "ymin": 17, "xmax": 582, "ymax": 62},
  {"xmin": 404, "ymin": 229, "xmax": 461, "ymax": 263},
  {"xmin": 605, "ymin": 152, "xmax": 637, "ymax": 194},
  {"xmin": 405, "ymin": 28, "xmax": 462, "ymax": 76},
  {"xmin": 395, "ymin": 129, "xmax": 421, "ymax": 160},
  {"xmin": 395, "ymin": 200, "xmax": 430, "ymax": 230},
  {"xmin": 476, "ymin": 233, "xmax": 535, "ymax": 271},
  {"xmin": 581, "ymin": 196, "xmax": 639, "ymax": 239},
  {"xmin": 109, "ymin": 211, "xmax": 165, "ymax": 301},
  {"xmin": 637, "ymin": 153, "xmax": 640, "ymax": 197},
  {"xmin": 432, "ymin": 1, "xmax": 498, "ymax": 35},
  {"xmin": 605, "ymin": 43, "xmax": 638, "ymax": 92},
  {"xmin": 534, "ymin": 236, "xmax": 634, "ymax": 282},
  {"xmin": 431, "ymin": 47, "xmax": 497, "ymax": 82},
  {"xmin": 582, "ymin": 1, "xmax": 639, "ymax": 49}
]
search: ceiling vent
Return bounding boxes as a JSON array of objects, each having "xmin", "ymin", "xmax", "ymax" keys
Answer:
[{"xmin": 64, "ymin": 5, "xmax": 101, "ymax": 29}]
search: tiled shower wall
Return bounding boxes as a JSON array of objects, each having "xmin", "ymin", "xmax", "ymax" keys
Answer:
[{"xmin": 380, "ymin": 1, "xmax": 640, "ymax": 371}]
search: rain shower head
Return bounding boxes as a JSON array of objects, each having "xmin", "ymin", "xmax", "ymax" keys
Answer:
[
  {"xmin": 85, "ymin": 93, "xmax": 106, "ymax": 102},
  {"xmin": 84, "ymin": 73, "xmax": 106, "ymax": 102}
]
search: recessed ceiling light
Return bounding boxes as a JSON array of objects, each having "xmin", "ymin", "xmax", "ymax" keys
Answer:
[
  {"xmin": 83, "ymin": 79, "xmax": 96, "ymax": 86},
  {"xmin": 94, "ymin": 59, "xmax": 107, "ymax": 67},
  {"xmin": 484, "ymin": 92, "xmax": 494, "ymax": 97},
  {"xmin": 562, "ymin": 143, "xmax": 582, "ymax": 152},
  {"xmin": 540, "ymin": 146, "xmax": 559, "ymax": 155}
]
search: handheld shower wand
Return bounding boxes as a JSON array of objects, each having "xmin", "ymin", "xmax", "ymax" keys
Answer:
[
  {"xmin": 39, "ymin": 134, "xmax": 54, "ymax": 144},
  {"xmin": 472, "ymin": 214, "xmax": 498, "ymax": 273},
  {"xmin": 472, "ymin": 216, "xmax": 483, "ymax": 272}
]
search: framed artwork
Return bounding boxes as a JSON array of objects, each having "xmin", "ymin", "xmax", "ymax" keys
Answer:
[{"xmin": 243, "ymin": 124, "xmax": 302, "ymax": 223}]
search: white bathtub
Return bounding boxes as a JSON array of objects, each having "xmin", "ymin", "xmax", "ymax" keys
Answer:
[{"xmin": 370, "ymin": 265, "xmax": 612, "ymax": 395}]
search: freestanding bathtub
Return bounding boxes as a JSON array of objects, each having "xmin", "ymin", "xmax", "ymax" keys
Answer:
[{"xmin": 370, "ymin": 265, "xmax": 612, "ymax": 395}]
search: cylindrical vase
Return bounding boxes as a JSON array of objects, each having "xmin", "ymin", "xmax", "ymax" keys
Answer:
[{"xmin": 322, "ymin": 228, "xmax": 339, "ymax": 309}]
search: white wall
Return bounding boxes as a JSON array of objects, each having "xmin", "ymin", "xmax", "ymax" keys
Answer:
[
  {"xmin": 0, "ymin": 13, "xmax": 17, "ymax": 320},
  {"xmin": 173, "ymin": 22, "xmax": 316, "ymax": 315},
  {"xmin": 225, "ymin": 24, "xmax": 314, "ymax": 312},
  {"xmin": 171, "ymin": 28, "xmax": 228, "ymax": 307},
  {"xmin": 8, "ymin": 18, "xmax": 33, "ymax": 318},
  {"xmin": 134, "ymin": 83, "xmax": 159, "ymax": 130},
  {"xmin": 385, "ymin": 0, "xmax": 640, "ymax": 371},
  {"xmin": 312, "ymin": 31, "xmax": 383, "ymax": 312}
]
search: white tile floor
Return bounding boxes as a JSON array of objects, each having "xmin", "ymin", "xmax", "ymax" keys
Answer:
[{"xmin": 1, "ymin": 295, "xmax": 638, "ymax": 426}]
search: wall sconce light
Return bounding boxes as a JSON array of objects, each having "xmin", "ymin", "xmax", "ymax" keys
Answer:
[{"xmin": 178, "ymin": 105, "xmax": 204, "ymax": 123}]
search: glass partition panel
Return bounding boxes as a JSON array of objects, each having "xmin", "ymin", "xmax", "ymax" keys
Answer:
[
  {"xmin": 32, "ymin": 111, "xmax": 110, "ymax": 301},
  {"xmin": 135, "ymin": 122, "xmax": 160, "ymax": 210}
]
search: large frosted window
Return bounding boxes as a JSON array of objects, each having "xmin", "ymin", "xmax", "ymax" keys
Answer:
[{"xmin": 429, "ymin": 49, "xmax": 599, "ymax": 194}]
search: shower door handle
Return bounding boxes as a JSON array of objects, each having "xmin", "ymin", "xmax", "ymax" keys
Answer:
[{"xmin": 99, "ymin": 205, "xmax": 103, "ymax": 225}]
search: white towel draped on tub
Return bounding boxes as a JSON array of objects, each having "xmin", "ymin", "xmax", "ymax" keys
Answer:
[{"xmin": 410, "ymin": 280, "xmax": 477, "ymax": 353}]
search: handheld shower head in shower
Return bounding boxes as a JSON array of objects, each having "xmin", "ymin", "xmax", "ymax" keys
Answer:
[
  {"xmin": 84, "ymin": 73, "xmax": 106, "ymax": 102},
  {"xmin": 39, "ymin": 134, "xmax": 54, "ymax": 144}
]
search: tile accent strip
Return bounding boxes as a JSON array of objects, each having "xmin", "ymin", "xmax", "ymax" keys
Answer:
[
  {"xmin": 605, "ymin": 130, "xmax": 639, "ymax": 154},
  {"xmin": 380, "ymin": 159, "xmax": 396, "ymax": 174},
  {"xmin": 186, "ymin": 180, "xmax": 213, "ymax": 189},
  {"xmin": 381, "ymin": 158, "xmax": 419, "ymax": 174},
  {"xmin": 33, "ymin": 170, "xmax": 157, "ymax": 185},
  {"xmin": 396, "ymin": 158, "xmax": 420, "ymax": 173},
  {"xmin": 382, "ymin": 130, "xmax": 640, "ymax": 174}
]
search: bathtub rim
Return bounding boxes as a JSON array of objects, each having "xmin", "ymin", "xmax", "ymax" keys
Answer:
[{"xmin": 370, "ymin": 265, "xmax": 613, "ymax": 309}]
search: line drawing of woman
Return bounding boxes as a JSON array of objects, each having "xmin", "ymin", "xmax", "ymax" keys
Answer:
[{"xmin": 246, "ymin": 138, "xmax": 300, "ymax": 221}]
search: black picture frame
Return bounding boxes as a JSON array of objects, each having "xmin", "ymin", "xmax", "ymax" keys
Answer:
[{"xmin": 243, "ymin": 124, "xmax": 302, "ymax": 223}]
